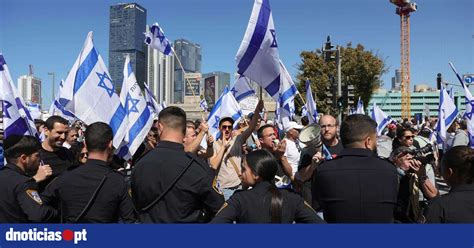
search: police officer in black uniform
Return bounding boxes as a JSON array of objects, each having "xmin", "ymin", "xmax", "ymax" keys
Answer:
[
  {"xmin": 211, "ymin": 150, "xmax": 324, "ymax": 223},
  {"xmin": 0, "ymin": 135, "xmax": 57, "ymax": 223},
  {"xmin": 131, "ymin": 106, "xmax": 224, "ymax": 223},
  {"xmin": 312, "ymin": 114, "xmax": 399, "ymax": 223},
  {"xmin": 42, "ymin": 122, "xmax": 136, "ymax": 223},
  {"xmin": 425, "ymin": 146, "xmax": 474, "ymax": 223}
]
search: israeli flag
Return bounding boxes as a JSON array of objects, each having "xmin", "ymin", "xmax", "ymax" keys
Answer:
[
  {"xmin": 236, "ymin": 0, "xmax": 281, "ymax": 102},
  {"xmin": 206, "ymin": 87, "xmax": 243, "ymax": 141},
  {"xmin": 301, "ymin": 105, "xmax": 308, "ymax": 118},
  {"xmin": 160, "ymin": 101, "xmax": 167, "ymax": 110},
  {"xmin": 145, "ymin": 23, "xmax": 173, "ymax": 56},
  {"xmin": 230, "ymin": 75, "xmax": 256, "ymax": 102},
  {"xmin": 117, "ymin": 55, "xmax": 154, "ymax": 159},
  {"xmin": 49, "ymin": 80, "xmax": 76, "ymax": 121},
  {"xmin": 275, "ymin": 96, "xmax": 291, "ymax": 131},
  {"xmin": 449, "ymin": 62, "xmax": 474, "ymax": 148},
  {"xmin": 433, "ymin": 85, "xmax": 458, "ymax": 144},
  {"xmin": 356, "ymin": 97, "xmax": 365, "ymax": 114},
  {"xmin": 370, "ymin": 102, "xmax": 393, "ymax": 136},
  {"xmin": 26, "ymin": 102, "xmax": 41, "ymax": 120},
  {"xmin": 143, "ymin": 82, "xmax": 162, "ymax": 117},
  {"xmin": 61, "ymin": 32, "xmax": 127, "ymax": 148},
  {"xmin": 305, "ymin": 79, "xmax": 318, "ymax": 124},
  {"xmin": 0, "ymin": 54, "xmax": 37, "ymax": 138},
  {"xmin": 279, "ymin": 60, "xmax": 298, "ymax": 111},
  {"xmin": 200, "ymin": 98, "xmax": 208, "ymax": 112}
]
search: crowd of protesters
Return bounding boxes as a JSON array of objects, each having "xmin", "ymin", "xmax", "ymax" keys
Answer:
[{"xmin": 0, "ymin": 102, "xmax": 473, "ymax": 223}]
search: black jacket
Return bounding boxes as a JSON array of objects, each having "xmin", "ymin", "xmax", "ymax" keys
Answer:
[
  {"xmin": 0, "ymin": 164, "xmax": 57, "ymax": 223},
  {"xmin": 211, "ymin": 181, "xmax": 325, "ymax": 223},
  {"xmin": 42, "ymin": 159, "xmax": 136, "ymax": 223},
  {"xmin": 131, "ymin": 141, "xmax": 224, "ymax": 223},
  {"xmin": 425, "ymin": 184, "xmax": 474, "ymax": 223},
  {"xmin": 312, "ymin": 148, "xmax": 399, "ymax": 223}
]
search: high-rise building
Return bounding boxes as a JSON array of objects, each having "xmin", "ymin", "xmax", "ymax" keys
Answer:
[
  {"xmin": 109, "ymin": 3, "xmax": 147, "ymax": 93},
  {"xmin": 391, "ymin": 69, "xmax": 401, "ymax": 91},
  {"xmin": 202, "ymin": 71, "xmax": 231, "ymax": 105},
  {"xmin": 147, "ymin": 40, "xmax": 174, "ymax": 104},
  {"xmin": 173, "ymin": 39, "xmax": 201, "ymax": 103},
  {"xmin": 17, "ymin": 75, "xmax": 41, "ymax": 105}
]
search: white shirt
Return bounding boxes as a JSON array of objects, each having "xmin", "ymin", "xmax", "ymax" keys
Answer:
[{"xmin": 283, "ymin": 138, "xmax": 301, "ymax": 176}]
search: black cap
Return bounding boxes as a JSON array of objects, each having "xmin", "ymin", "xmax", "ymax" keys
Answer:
[
  {"xmin": 219, "ymin": 117, "xmax": 235, "ymax": 126},
  {"xmin": 3, "ymin": 135, "xmax": 25, "ymax": 151}
]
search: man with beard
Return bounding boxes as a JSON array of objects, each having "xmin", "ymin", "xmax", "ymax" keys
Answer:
[
  {"xmin": 311, "ymin": 114, "xmax": 399, "ymax": 223},
  {"xmin": 319, "ymin": 115, "xmax": 343, "ymax": 157},
  {"xmin": 0, "ymin": 135, "xmax": 57, "ymax": 222},
  {"xmin": 38, "ymin": 116, "xmax": 74, "ymax": 192}
]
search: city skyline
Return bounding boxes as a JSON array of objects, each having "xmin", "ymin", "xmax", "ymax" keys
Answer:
[{"xmin": 1, "ymin": 0, "xmax": 472, "ymax": 108}]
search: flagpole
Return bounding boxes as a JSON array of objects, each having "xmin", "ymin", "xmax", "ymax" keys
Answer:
[{"xmin": 171, "ymin": 49, "xmax": 206, "ymax": 121}]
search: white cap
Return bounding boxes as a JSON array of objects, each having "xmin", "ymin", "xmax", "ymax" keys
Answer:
[{"xmin": 284, "ymin": 121, "xmax": 303, "ymax": 132}]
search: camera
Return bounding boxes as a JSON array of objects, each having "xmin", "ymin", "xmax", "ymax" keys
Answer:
[{"xmin": 408, "ymin": 144, "xmax": 435, "ymax": 164}]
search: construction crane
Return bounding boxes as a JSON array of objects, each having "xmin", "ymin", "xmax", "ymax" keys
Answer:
[{"xmin": 390, "ymin": 0, "xmax": 417, "ymax": 119}]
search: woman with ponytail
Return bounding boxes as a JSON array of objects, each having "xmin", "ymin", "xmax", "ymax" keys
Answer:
[
  {"xmin": 425, "ymin": 146, "xmax": 474, "ymax": 223},
  {"xmin": 211, "ymin": 150, "xmax": 325, "ymax": 223}
]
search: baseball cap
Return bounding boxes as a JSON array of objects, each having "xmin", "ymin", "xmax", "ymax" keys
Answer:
[
  {"xmin": 284, "ymin": 121, "xmax": 303, "ymax": 132},
  {"xmin": 219, "ymin": 117, "xmax": 235, "ymax": 126}
]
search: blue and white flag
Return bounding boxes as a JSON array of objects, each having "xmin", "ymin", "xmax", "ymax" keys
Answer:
[
  {"xmin": 117, "ymin": 55, "xmax": 154, "ymax": 159},
  {"xmin": 26, "ymin": 102, "xmax": 41, "ymax": 120},
  {"xmin": 278, "ymin": 60, "xmax": 298, "ymax": 111},
  {"xmin": 230, "ymin": 76, "xmax": 256, "ymax": 102},
  {"xmin": 160, "ymin": 101, "xmax": 167, "ymax": 110},
  {"xmin": 145, "ymin": 23, "xmax": 173, "ymax": 56},
  {"xmin": 301, "ymin": 105, "xmax": 308, "ymax": 118},
  {"xmin": 61, "ymin": 32, "xmax": 127, "ymax": 148},
  {"xmin": 305, "ymin": 79, "xmax": 318, "ymax": 124},
  {"xmin": 200, "ymin": 98, "xmax": 208, "ymax": 112},
  {"xmin": 449, "ymin": 62, "xmax": 474, "ymax": 148},
  {"xmin": 433, "ymin": 85, "xmax": 458, "ymax": 144},
  {"xmin": 0, "ymin": 54, "xmax": 37, "ymax": 138},
  {"xmin": 49, "ymin": 80, "xmax": 76, "ymax": 121},
  {"xmin": 356, "ymin": 97, "xmax": 365, "ymax": 114},
  {"xmin": 370, "ymin": 102, "xmax": 393, "ymax": 136},
  {"xmin": 206, "ymin": 87, "xmax": 243, "ymax": 141},
  {"xmin": 143, "ymin": 82, "xmax": 162, "ymax": 117},
  {"xmin": 236, "ymin": 0, "xmax": 281, "ymax": 102}
]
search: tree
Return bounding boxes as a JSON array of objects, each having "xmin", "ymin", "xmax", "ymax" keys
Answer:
[{"xmin": 296, "ymin": 43, "xmax": 387, "ymax": 116}]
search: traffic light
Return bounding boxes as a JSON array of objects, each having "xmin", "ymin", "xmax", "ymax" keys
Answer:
[
  {"xmin": 337, "ymin": 97, "xmax": 344, "ymax": 110},
  {"xmin": 436, "ymin": 73, "xmax": 442, "ymax": 90},
  {"xmin": 324, "ymin": 35, "xmax": 335, "ymax": 63}
]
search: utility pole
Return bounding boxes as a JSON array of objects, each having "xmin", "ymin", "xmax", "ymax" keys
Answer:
[
  {"xmin": 323, "ymin": 36, "xmax": 343, "ymax": 123},
  {"xmin": 336, "ymin": 46, "xmax": 342, "ymax": 123},
  {"xmin": 48, "ymin": 72, "xmax": 55, "ymax": 102}
]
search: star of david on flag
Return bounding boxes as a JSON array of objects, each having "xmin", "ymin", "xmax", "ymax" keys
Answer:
[
  {"xmin": 96, "ymin": 72, "xmax": 115, "ymax": 97},
  {"xmin": 60, "ymin": 31, "xmax": 127, "ymax": 148}
]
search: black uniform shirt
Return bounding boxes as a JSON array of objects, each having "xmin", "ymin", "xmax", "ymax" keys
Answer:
[
  {"xmin": 0, "ymin": 163, "xmax": 57, "ymax": 223},
  {"xmin": 425, "ymin": 184, "xmax": 474, "ymax": 223},
  {"xmin": 211, "ymin": 181, "xmax": 325, "ymax": 223},
  {"xmin": 38, "ymin": 147, "xmax": 74, "ymax": 192},
  {"xmin": 131, "ymin": 141, "xmax": 224, "ymax": 223},
  {"xmin": 312, "ymin": 148, "xmax": 399, "ymax": 223},
  {"xmin": 42, "ymin": 159, "xmax": 136, "ymax": 223}
]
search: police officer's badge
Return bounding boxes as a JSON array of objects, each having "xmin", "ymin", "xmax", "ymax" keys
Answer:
[{"xmin": 26, "ymin": 189, "xmax": 43, "ymax": 205}]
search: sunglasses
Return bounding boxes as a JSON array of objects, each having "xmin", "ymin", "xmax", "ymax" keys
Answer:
[
  {"xmin": 80, "ymin": 152, "xmax": 88, "ymax": 158},
  {"xmin": 403, "ymin": 135, "xmax": 415, "ymax": 139},
  {"xmin": 221, "ymin": 125, "xmax": 233, "ymax": 130}
]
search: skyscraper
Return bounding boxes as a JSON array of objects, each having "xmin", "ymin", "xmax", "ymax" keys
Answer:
[
  {"xmin": 109, "ymin": 3, "xmax": 147, "ymax": 93},
  {"xmin": 147, "ymin": 39, "xmax": 174, "ymax": 104},
  {"xmin": 17, "ymin": 74, "xmax": 41, "ymax": 105},
  {"xmin": 391, "ymin": 69, "xmax": 401, "ymax": 91},
  {"xmin": 173, "ymin": 39, "xmax": 201, "ymax": 103}
]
